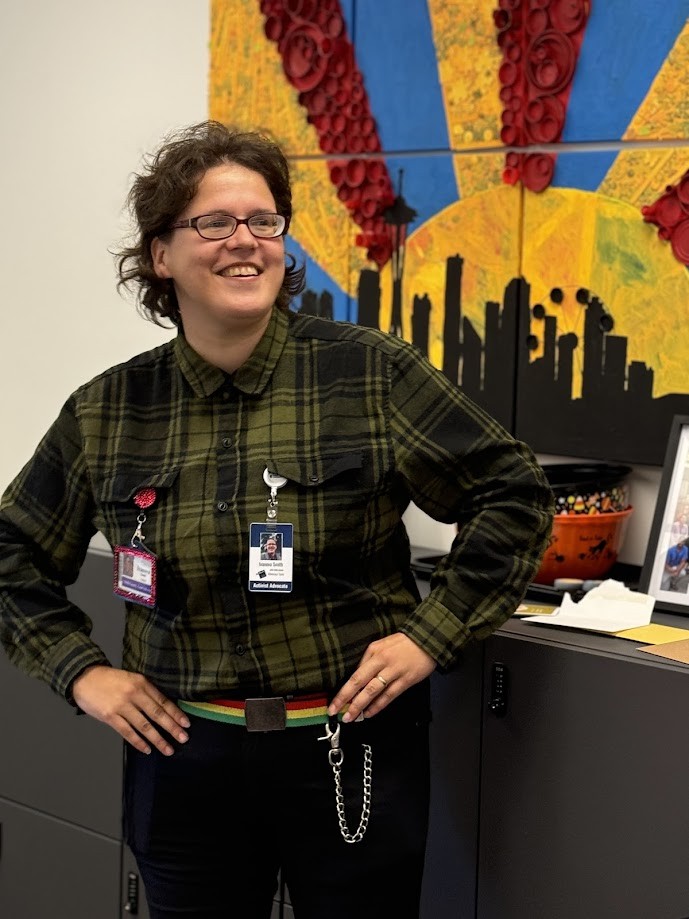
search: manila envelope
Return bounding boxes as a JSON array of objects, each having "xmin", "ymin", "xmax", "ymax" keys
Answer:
[{"xmin": 638, "ymin": 638, "xmax": 689, "ymax": 665}]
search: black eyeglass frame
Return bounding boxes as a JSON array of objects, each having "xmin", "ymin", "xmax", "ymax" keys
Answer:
[{"xmin": 168, "ymin": 213, "xmax": 289, "ymax": 240}]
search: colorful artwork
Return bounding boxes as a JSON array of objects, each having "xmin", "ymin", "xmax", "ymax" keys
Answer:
[{"xmin": 210, "ymin": 0, "xmax": 689, "ymax": 464}]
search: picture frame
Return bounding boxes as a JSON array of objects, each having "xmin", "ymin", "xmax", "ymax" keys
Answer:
[{"xmin": 639, "ymin": 415, "xmax": 689, "ymax": 615}]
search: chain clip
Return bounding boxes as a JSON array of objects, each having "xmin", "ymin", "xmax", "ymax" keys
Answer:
[{"xmin": 318, "ymin": 717, "xmax": 372, "ymax": 843}]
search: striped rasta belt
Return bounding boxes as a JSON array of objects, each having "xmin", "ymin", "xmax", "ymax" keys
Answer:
[{"xmin": 178, "ymin": 694, "xmax": 339, "ymax": 732}]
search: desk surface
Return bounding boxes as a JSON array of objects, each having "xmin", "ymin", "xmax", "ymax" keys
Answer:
[{"xmin": 411, "ymin": 545, "xmax": 689, "ymax": 672}]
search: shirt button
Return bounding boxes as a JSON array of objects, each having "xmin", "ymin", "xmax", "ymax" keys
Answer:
[
  {"xmin": 221, "ymin": 437, "xmax": 232, "ymax": 448},
  {"xmin": 235, "ymin": 643, "xmax": 246, "ymax": 655},
  {"xmin": 309, "ymin": 475, "xmax": 319, "ymax": 484},
  {"xmin": 217, "ymin": 501, "xmax": 229, "ymax": 512}
]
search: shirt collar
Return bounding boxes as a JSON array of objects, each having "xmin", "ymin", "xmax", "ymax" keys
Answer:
[
  {"xmin": 234, "ymin": 307, "xmax": 290, "ymax": 395},
  {"xmin": 174, "ymin": 308, "xmax": 290, "ymax": 398}
]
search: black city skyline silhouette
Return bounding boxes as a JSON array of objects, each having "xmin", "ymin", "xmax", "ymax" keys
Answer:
[{"xmin": 298, "ymin": 254, "xmax": 689, "ymax": 466}]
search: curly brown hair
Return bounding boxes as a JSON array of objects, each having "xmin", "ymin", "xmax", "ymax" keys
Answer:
[{"xmin": 115, "ymin": 121, "xmax": 306, "ymax": 326}]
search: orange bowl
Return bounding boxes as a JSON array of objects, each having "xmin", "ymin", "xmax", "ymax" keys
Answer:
[{"xmin": 533, "ymin": 507, "xmax": 633, "ymax": 585}]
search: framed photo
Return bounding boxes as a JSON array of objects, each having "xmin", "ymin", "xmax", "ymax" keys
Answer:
[{"xmin": 640, "ymin": 415, "xmax": 689, "ymax": 615}]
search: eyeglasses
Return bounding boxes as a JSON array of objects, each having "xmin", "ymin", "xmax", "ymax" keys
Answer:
[{"xmin": 169, "ymin": 213, "xmax": 288, "ymax": 240}]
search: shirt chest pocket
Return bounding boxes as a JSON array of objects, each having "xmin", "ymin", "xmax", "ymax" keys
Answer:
[
  {"xmin": 95, "ymin": 468, "xmax": 181, "ymax": 551},
  {"xmin": 267, "ymin": 450, "xmax": 374, "ymax": 552}
]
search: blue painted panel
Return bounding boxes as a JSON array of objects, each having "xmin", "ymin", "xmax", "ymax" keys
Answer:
[
  {"xmin": 564, "ymin": 1, "xmax": 689, "ymax": 142},
  {"xmin": 350, "ymin": 0, "xmax": 450, "ymax": 152},
  {"xmin": 553, "ymin": 150, "xmax": 618, "ymax": 192},
  {"xmin": 382, "ymin": 153, "xmax": 458, "ymax": 230}
]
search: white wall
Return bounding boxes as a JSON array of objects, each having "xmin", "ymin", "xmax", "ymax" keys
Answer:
[
  {"xmin": 0, "ymin": 0, "xmax": 660, "ymax": 569},
  {"xmin": 0, "ymin": 0, "xmax": 209, "ymax": 489}
]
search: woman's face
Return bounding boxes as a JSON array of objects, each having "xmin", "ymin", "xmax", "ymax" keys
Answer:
[
  {"xmin": 151, "ymin": 162, "xmax": 286, "ymax": 336},
  {"xmin": 265, "ymin": 539, "xmax": 278, "ymax": 557}
]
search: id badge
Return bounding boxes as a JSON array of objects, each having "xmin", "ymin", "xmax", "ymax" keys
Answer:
[
  {"xmin": 113, "ymin": 545, "xmax": 157, "ymax": 607},
  {"xmin": 248, "ymin": 523, "xmax": 294, "ymax": 593}
]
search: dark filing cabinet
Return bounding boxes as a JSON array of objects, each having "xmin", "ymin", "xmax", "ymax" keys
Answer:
[{"xmin": 3, "ymin": 552, "xmax": 689, "ymax": 917}]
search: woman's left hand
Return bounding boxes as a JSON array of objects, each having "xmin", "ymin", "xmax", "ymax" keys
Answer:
[{"xmin": 328, "ymin": 632, "xmax": 437, "ymax": 722}]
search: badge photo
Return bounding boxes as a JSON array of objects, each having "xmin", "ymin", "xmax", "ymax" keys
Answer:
[
  {"xmin": 248, "ymin": 522, "xmax": 294, "ymax": 593},
  {"xmin": 113, "ymin": 545, "xmax": 157, "ymax": 607}
]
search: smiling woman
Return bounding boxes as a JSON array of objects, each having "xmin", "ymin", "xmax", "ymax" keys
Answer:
[
  {"xmin": 113, "ymin": 122, "xmax": 310, "ymax": 374},
  {"xmin": 116, "ymin": 122, "xmax": 306, "ymax": 329},
  {"xmin": 150, "ymin": 163, "xmax": 288, "ymax": 369},
  {"xmin": 0, "ymin": 119, "xmax": 553, "ymax": 919}
]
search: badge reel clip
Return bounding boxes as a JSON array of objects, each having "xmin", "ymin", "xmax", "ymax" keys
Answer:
[
  {"xmin": 264, "ymin": 468, "xmax": 287, "ymax": 522},
  {"xmin": 113, "ymin": 488, "xmax": 158, "ymax": 608}
]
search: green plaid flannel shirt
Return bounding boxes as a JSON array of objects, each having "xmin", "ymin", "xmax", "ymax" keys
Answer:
[{"xmin": 0, "ymin": 308, "xmax": 553, "ymax": 702}]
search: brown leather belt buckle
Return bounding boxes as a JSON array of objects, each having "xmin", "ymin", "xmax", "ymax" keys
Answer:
[{"xmin": 244, "ymin": 697, "xmax": 287, "ymax": 732}]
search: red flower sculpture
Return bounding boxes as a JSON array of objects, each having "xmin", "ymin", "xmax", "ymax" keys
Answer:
[
  {"xmin": 261, "ymin": 0, "xmax": 396, "ymax": 267},
  {"xmin": 642, "ymin": 171, "xmax": 689, "ymax": 265},
  {"xmin": 494, "ymin": 0, "xmax": 591, "ymax": 192}
]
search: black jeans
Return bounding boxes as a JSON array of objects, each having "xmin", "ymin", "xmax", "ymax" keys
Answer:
[{"xmin": 124, "ymin": 681, "xmax": 431, "ymax": 919}]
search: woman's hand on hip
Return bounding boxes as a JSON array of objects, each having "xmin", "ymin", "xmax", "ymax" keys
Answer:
[
  {"xmin": 328, "ymin": 632, "xmax": 436, "ymax": 723},
  {"xmin": 71, "ymin": 665, "xmax": 190, "ymax": 755}
]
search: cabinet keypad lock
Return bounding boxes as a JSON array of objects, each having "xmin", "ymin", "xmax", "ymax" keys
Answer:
[
  {"xmin": 489, "ymin": 662, "xmax": 508, "ymax": 716},
  {"xmin": 124, "ymin": 871, "xmax": 139, "ymax": 914}
]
